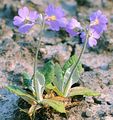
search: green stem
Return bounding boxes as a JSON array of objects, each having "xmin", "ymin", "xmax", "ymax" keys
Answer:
[
  {"xmin": 64, "ymin": 31, "xmax": 89, "ymax": 97},
  {"xmin": 33, "ymin": 17, "xmax": 45, "ymax": 98}
]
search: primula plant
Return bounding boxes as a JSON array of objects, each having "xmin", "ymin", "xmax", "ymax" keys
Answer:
[{"xmin": 7, "ymin": 4, "xmax": 108, "ymax": 120}]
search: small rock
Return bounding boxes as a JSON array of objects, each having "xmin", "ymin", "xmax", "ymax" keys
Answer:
[
  {"xmin": 98, "ymin": 110, "xmax": 106, "ymax": 117},
  {"xmin": 85, "ymin": 97, "xmax": 94, "ymax": 103},
  {"xmin": 109, "ymin": 106, "xmax": 113, "ymax": 116},
  {"xmin": 100, "ymin": 63, "xmax": 109, "ymax": 71},
  {"xmin": 108, "ymin": 80, "xmax": 113, "ymax": 85},
  {"xmin": 5, "ymin": 60, "xmax": 16, "ymax": 72},
  {"xmin": 40, "ymin": 48, "xmax": 47, "ymax": 55},
  {"xmin": 104, "ymin": 116, "xmax": 113, "ymax": 120},
  {"xmin": 85, "ymin": 109, "xmax": 92, "ymax": 117},
  {"xmin": 102, "ymin": 78, "xmax": 109, "ymax": 85},
  {"xmin": 82, "ymin": 109, "xmax": 92, "ymax": 118},
  {"xmin": 40, "ymin": 44, "xmax": 71, "ymax": 64}
]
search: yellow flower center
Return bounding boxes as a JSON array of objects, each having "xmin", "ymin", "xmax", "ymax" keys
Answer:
[
  {"xmin": 26, "ymin": 16, "xmax": 30, "ymax": 21},
  {"xmin": 90, "ymin": 18, "xmax": 99, "ymax": 26},
  {"xmin": 47, "ymin": 15, "xmax": 56, "ymax": 21},
  {"xmin": 24, "ymin": 16, "xmax": 31, "ymax": 24}
]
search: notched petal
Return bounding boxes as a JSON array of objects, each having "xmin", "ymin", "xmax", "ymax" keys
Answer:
[
  {"xmin": 18, "ymin": 24, "xmax": 33, "ymax": 33},
  {"xmin": 13, "ymin": 16, "xmax": 24, "ymax": 26},
  {"xmin": 18, "ymin": 6, "xmax": 29, "ymax": 19}
]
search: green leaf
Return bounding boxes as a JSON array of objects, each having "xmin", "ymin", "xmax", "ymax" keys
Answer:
[
  {"xmin": 32, "ymin": 71, "xmax": 45, "ymax": 102},
  {"xmin": 63, "ymin": 65, "xmax": 81, "ymax": 97},
  {"xmin": 43, "ymin": 99, "xmax": 66, "ymax": 113},
  {"xmin": 40, "ymin": 61, "xmax": 55, "ymax": 85},
  {"xmin": 62, "ymin": 55, "xmax": 84, "ymax": 97},
  {"xmin": 68, "ymin": 87, "xmax": 100, "ymax": 97},
  {"xmin": 63, "ymin": 55, "xmax": 84, "ymax": 75},
  {"xmin": 46, "ymin": 83, "xmax": 64, "ymax": 96},
  {"xmin": 21, "ymin": 72, "xmax": 32, "ymax": 88},
  {"xmin": 53, "ymin": 63, "xmax": 64, "ymax": 92},
  {"xmin": 6, "ymin": 85, "xmax": 36, "ymax": 104}
]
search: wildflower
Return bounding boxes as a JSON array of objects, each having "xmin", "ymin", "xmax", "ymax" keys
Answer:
[
  {"xmin": 45, "ymin": 4, "xmax": 66, "ymax": 31},
  {"xmin": 88, "ymin": 29, "xmax": 100, "ymax": 47},
  {"xmin": 80, "ymin": 29, "xmax": 100, "ymax": 47},
  {"xmin": 90, "ymin": 10, "xmax": 108, "ymax": 34},
  {"xmin": 13, "ymin": 7, "xmax": 38, "ymax": 33},
  {"xmin": 66, "ymin": 18, "xmax": 82, "ymax": 37}
]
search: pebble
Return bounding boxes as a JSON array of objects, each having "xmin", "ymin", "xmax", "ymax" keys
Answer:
[
  {"xmin": 109, "ymin": 106, "xmax": 113, "ymax": 116},
  {"xmin": 108, "ymin": 80, "xmax": 113, "ymax": 85},
  {"xmin": 85, "ymin": 109, "xmax": 92, "ymax": 117},
  {"xmin": 82, "ymin": 109, "xmax": 92, "ymax": 118},
  {"xmin": 98, "ymin": 110, "xmax": 106, "ymax": 117},
  {"xmin": 85, "ymin": 97, "xmax": 94, "ymax": 103},
  {"xmin": 104, "ymin": 116, "xmax": 113, "ymax": 120},
  {"xmin": 100, "ymin": 63, "xmax": 109, "ymax": 71}
]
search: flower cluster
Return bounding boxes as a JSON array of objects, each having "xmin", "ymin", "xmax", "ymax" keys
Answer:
[
  {"xmin": 13, "ymin": 5, "xmax": 108, "ymax": 47},
  {"xmin": 86, "ymin": 10, "xmax": 107, "ymax": 47},
  {"xmin": 13, "ymin": 7, "xmax": 38, "ymax": 33},
  {"xmin": 45, "ymin": 4, "xmax": 67, "ymax": 31},
  {"xmin": 90, "ymin": 10, "xmax": 108, "ymax": 34}
]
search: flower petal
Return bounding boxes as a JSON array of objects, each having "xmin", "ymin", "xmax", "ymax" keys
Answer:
[
  {"xmin": 90, "ymin": 12, "xmax": 97, "ymax": 21},
  {"xmin": 18, "ymin": 6, "xmax": 29, "ymax": 19},
  {"xmin": 18, "ymin": 24, "xmax": 33, "ymax": 33},
  {"xmin": 90, "ymin": 10, "xmax": 108, "ymax": 34},
  {"xmin": 66, "ymin": 28, "xmax": 78, "ymax": 37},
  {"xmin": 13, "ymin": 16, "xmax": 24, "ymax": 26},
  {"xmin": 67, "ymin": 18, "xmax": 82, "ymax": 29},
  {"xmin": 55, "ymin": 6, "xmax": 65, "ymax": 18},
  {"xmin": 88, "ymin": 37, "xmax": 97, "ymax": 47},
  {"xmin": 58, "ymin": 18, "xmax": 68, "ymax": 28},
  {"xmin": 49, "ymin": 21, "xmax": 60, "ymax": 31},
  {"xmin": 96, "ymin": 10, "xmax": 102, "ymax": 17},
  {"xmin": 45, "ymin": 4, "xmax": 55, "ymax": 16},
  {"xmin": 92, "ymin": 25, "xmax": 104, "ymax": 34},
  {"xmin": 29, "ymin": 11, "xmax": 38, "ymax": 22},
  {"xmin": 90, "ymin": 28, "xmax": 100, "ymax": 39}
]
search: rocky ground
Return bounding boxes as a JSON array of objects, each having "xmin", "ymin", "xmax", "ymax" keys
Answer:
[{"xmin": 0, "ymin": 0, "xmax": 113, "ymax": 120}]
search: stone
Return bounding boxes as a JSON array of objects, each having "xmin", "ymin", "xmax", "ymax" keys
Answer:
[
  {"xmin": 85, "ymin": 109, "xmax": 92, "ymax": 117},
  {"xmin": 108, "ymin": 80, "xmax": 113, "ymax": 85},
  {"xmin": 98, "ymin": 110, "xmax": 106, "ymax": 117},
  {"xmin": 100, "ymin": 63, "xmax": 109, "ymax": 71}
]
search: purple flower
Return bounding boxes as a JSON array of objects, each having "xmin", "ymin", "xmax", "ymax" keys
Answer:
[
  {"xmin": 13, "ymin": 7, "xmax": 38, "ymax": 33},
  {"xmin": 80, "ymin": 29, "xmax": 100, "ymax": 47},
  {"xmin": 90, "ymin": 10, "xmax": 108, "ymax": 34},
  {"xmin": 45, "ymin": 4, "xmax": 66, "ymax": 31},
  {"xmin": 88, "ymin": 29, "xmax": 100, "ymax": 47},
  {"xmin": 67, "ymin": 18, "xmax": 82, "ymax": 30},
  {"xmin": 66, "ymin": 18, "xmax": 82, "ymax": 37},
  {"xmin": 81, "ymin": 10, "xmax": 108, "ymax": 47}
]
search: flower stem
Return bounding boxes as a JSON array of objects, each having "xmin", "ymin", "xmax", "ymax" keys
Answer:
[
  {"xmin": 64, "ymin": 31, "xmax": 89, "ymax": 97},
  {"xmin": 32, "ymin": 17, "xmax": 45, "ymax": 97}
]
